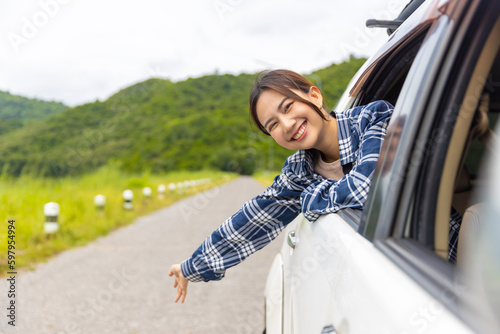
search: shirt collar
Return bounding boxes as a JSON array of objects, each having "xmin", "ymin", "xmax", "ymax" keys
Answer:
[{"xmin": 286, "ymin": 109, "xmax": 355, "ymax": 177}]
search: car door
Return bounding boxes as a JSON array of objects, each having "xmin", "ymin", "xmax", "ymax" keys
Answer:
[
  {"xmin": 271, "ymin": 0, "xmax": 500, "ymax": 333},
  {"xmin": 357, "ymin": 0, "xmax": 499, "ymax": 332}
]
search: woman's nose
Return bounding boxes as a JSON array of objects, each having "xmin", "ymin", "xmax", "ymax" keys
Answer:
[{"xmin": 282, "ymin": 115, "xmax": 296, "ymax": 134}]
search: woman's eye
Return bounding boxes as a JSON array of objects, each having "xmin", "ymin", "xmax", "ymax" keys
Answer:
[
  {"xmin": 269, "ymin": 122, "xmax": 277, "ymax": 132},
  {"xmin": 284, "ymin": 101, "xmax": 294, "ymax": 113}
]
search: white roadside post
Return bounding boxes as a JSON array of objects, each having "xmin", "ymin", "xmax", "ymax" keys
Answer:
[
  {"xmin": 168, "ymin": 183, "xmax": 176, "ymax": 194},
  {"xmin": 143, "ymin": 187, "xmax": 152, "ymax": 199},
  {"xmin": 176, "ymin": 182, "xmax": 184, "ymax": 194},
  {"xmin": 44, "ymin": 202, "xmax": 60, "ymax": 235},
  {"xmin": 94, "ymin": 194, "xmax": 106, "ymax": 210},
  {"xmin": 157, "ymin": 184, "xmax": 166, "ymax": 199},
  {"xmin": 123, "ymin": 190, "xmax": 134, "ymax": 210}
]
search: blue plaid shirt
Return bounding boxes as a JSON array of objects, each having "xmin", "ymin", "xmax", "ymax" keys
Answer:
[{"xmin": 181, "ymin": 100, "xmax": 395, "ymax": 282}]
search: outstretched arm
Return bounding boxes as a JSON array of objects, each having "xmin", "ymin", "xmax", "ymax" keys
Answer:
[
  {"xmin": 169, "ymin": 264, "xmax": 188, "ymax": 303},
  {"xmin": 180, "ymin": 165, "xmax": 308, "ymax": 283}
]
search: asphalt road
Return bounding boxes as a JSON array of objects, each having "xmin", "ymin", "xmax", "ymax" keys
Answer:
[{"xmin": 0, "ymin": 176, "xmax": 284, "ymax": 334}]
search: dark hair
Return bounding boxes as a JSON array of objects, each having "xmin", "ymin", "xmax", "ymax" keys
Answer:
[{"xmin": 249, "ymin": 69, "xmax": 328, "ymax": 135}]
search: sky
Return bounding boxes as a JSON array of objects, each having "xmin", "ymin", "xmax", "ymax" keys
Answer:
[{"xmin": 0, "ymin": 0, "xmax": 408, "ymax": 107}]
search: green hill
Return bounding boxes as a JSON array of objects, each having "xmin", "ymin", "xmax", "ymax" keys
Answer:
[
  {"xmin": 0, "ymin": 91, "xmax": 67, "ymax": 136},
  {"xmin": 0, "ymin": 57, "xmax": 366, "ymax": 178}
]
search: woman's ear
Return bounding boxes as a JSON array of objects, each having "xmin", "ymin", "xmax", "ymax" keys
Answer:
[{"xmin": 308, "ymin": 86, "xmax": 323, "ymax": 108}]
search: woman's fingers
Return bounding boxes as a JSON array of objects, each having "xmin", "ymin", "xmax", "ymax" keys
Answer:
[
  {"xmin": 170, "ymin": 263, "xmax": 188, "ymax": 303},
  {"xmin": 175, "ymin": 285, "xmax": 186, "ymax": 303},
  {"xmin": 180, "ymin": 288, "xmax": 186, "ymax": 303},
  {"xmin": 174, "ymin": 288, "xmax": 182, "ymax": 303},
  {"xmin": 175, "ymin": 285, "xmax": 187, "ymax": 304}
]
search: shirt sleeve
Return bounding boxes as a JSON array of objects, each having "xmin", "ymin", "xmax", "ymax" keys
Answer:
[
  {"xmin": 180, "ymin": 169, "xmax": 305, "ymax": 282},
  {"xmin": 300, "ymin": 100, "xmax": 393, "ymax": 221}
]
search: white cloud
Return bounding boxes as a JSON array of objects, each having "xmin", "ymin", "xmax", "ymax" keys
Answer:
[{"xmin": 0, "ymin": 0, "xmax": 407, "ymax": 106}]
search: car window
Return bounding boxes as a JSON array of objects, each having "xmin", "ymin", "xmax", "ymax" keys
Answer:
[
  {"xmin": 354, "ymin": 25, "xmax": 430, "ymax": 108},
  {"xmin": 463, "ymin": 113, "xmax": 500, "ymax": 333},
  {"xmin": 410, "ymin": 17, "xmax": 500, "ymax": 263},
  {"xmin": 387, "ymin": 9, "xmax": 500, "ymax": 332},
  {"xmin": 462, "ymin": 113, "xmax": 499, "ymax": 176},
  {"xmin": 335, "ymin": 19, "xmax": 432, "ymax": 112}
]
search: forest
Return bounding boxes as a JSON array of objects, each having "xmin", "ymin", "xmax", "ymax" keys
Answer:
[
  {"xmin": 0, "ymin": 57, "xmax": 366, "ymax": 178},
  {"xmin": 0, "ymin": 91, "xmax": 66, "ymax": 136}
]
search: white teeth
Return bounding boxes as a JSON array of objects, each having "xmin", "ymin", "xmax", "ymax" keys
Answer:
[{"xmin": 293, "ymin": 123, "xmax": 306, "ymax": 140}]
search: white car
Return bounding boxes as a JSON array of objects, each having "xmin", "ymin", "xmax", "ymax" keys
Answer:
[{"xmin": 264, "ymin": 0, "xmax": 500, "ymax": 333}]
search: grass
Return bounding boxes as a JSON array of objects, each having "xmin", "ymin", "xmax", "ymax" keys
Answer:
[
  {"xmin": 252, "ymin": 170, "xmax": 281, "ymax": 188},
  {"xmin": 0, "ymin": 166, "xmax": 235, "ymax": 275}
]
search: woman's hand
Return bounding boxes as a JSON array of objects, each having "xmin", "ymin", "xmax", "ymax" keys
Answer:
[{"xmin": 168, "ymin": 264, "xmax": 188, "ymax": 303}]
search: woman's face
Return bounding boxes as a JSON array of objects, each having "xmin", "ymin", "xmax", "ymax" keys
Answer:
[{"xmin": 256, "ymin": 87, "xmax": 332, "ymax": 151}]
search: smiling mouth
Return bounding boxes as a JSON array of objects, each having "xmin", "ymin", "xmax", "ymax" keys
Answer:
[{"xmin": 292, "ymin": 122, "xmax": 307, "ymax": 141}]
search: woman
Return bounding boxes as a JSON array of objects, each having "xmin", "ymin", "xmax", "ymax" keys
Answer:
[{"xmin": 169, "ymin": 69, "xmax": 394, "ymax": 303}]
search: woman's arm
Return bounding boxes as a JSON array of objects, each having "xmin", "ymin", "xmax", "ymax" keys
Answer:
[
  {"xmin": 300, "ymin": 100, "xmax": 394, "ymax": 221},
  {"xmin": 179, "ymin": 168, "xmax": 307, "ymax": 283}
]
